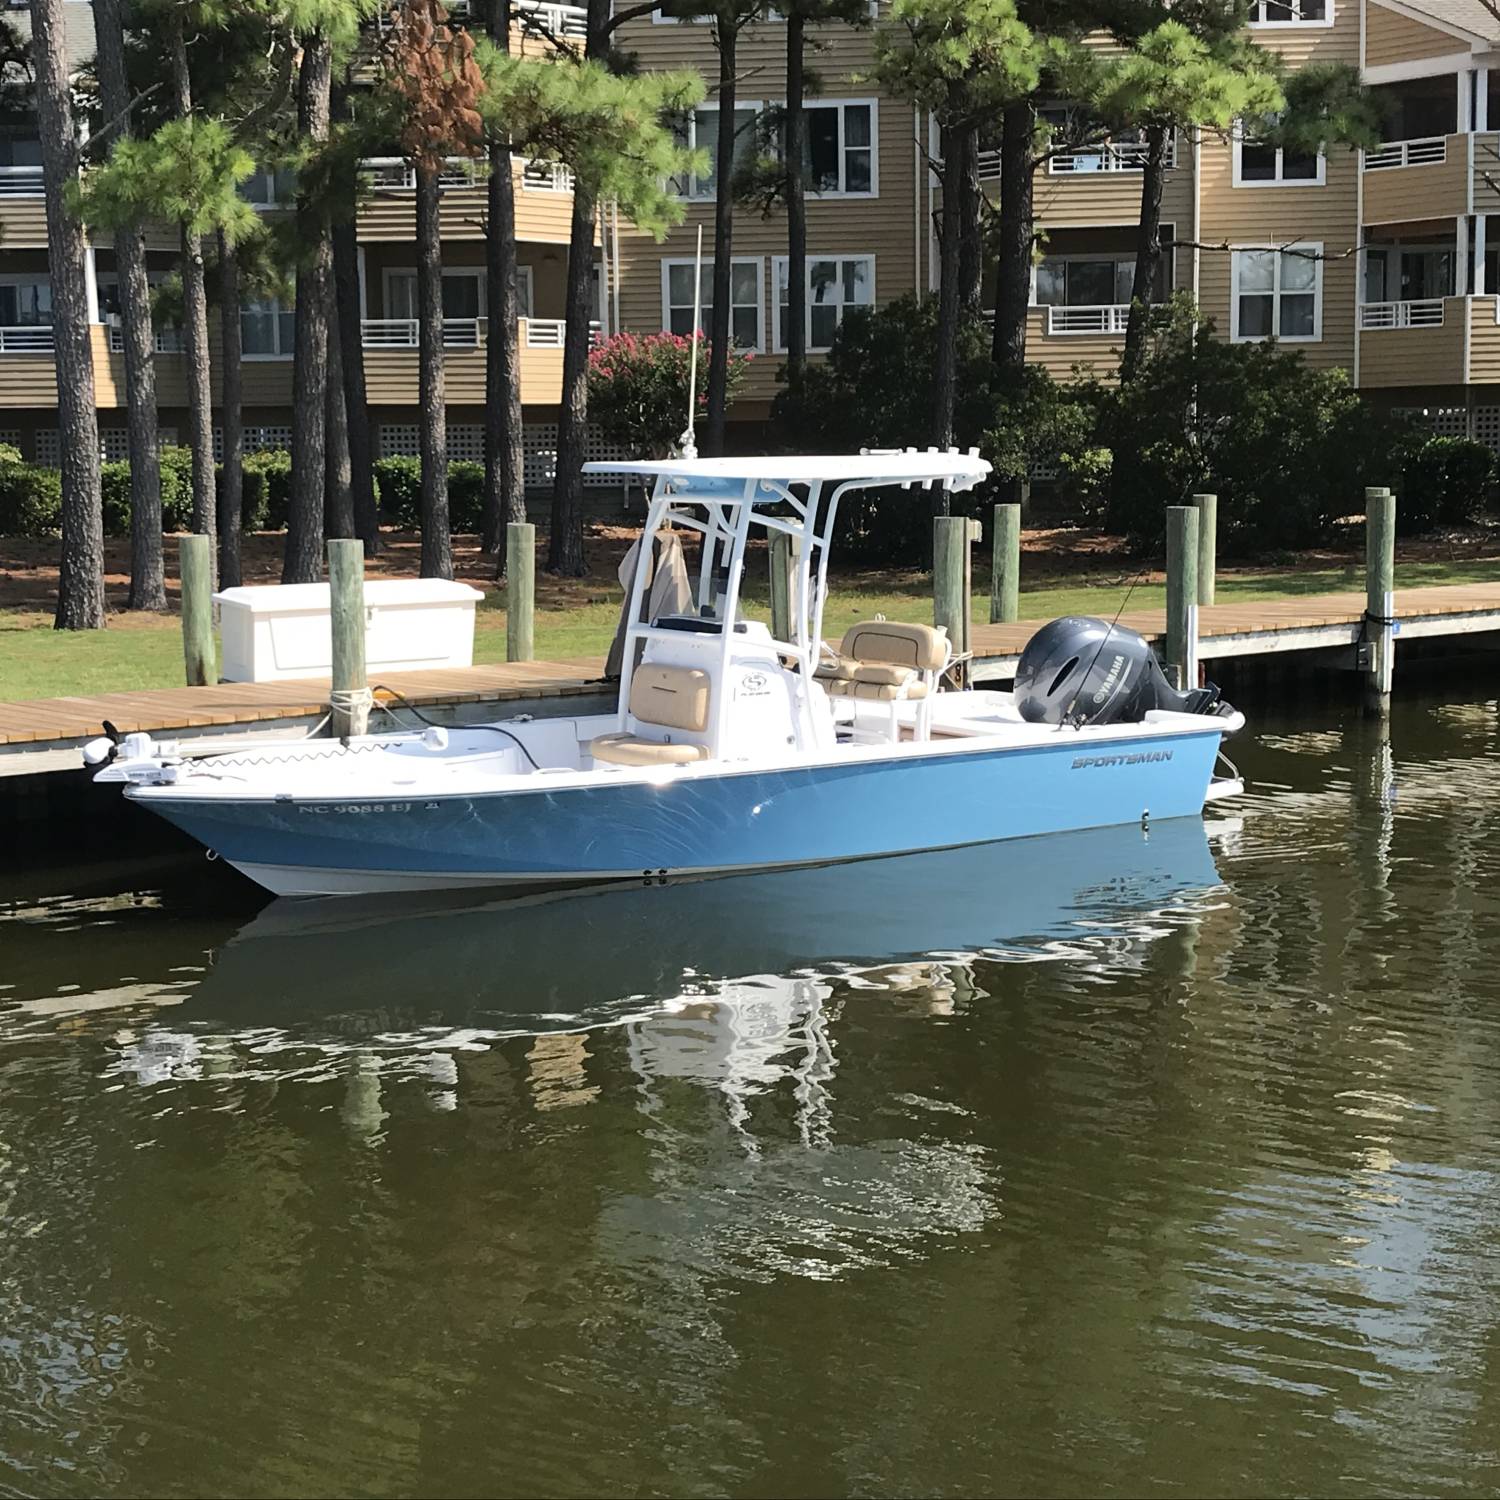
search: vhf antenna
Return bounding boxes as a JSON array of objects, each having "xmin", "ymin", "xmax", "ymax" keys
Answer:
[{"xmin": 679, "ymin": 224, "xmax": 703, "ymax": 460}]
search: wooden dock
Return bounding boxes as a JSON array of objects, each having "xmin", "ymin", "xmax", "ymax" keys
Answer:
[
  {"xmin": 5, "ymin": 579, "xmax": 1500, "ymax": 776},
  {"xmin": 971, "ymin": 581, "xmax": 1500, "ymax": 680}
]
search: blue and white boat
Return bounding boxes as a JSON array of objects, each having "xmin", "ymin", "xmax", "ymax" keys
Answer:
[{"xmin": 92, "ymin": 452, "xmax": 1245, "ymax": 898}]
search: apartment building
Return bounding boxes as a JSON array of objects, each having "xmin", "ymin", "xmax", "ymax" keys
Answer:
[{"xmin": 5, "ymin": 0, "xmax": 1500, "ymax": 468}]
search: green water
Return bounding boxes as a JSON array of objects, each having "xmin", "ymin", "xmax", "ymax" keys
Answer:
[{"xmin": 3, "ymin": 693, "xmax": 1500, "ymax": 1498}]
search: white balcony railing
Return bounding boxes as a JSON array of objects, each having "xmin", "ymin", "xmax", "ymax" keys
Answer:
[
  {"xmin": 521, "ymin": 159, "xmax": 575, "ymax": 193},
  {"xmin": 107, "ymin": 324, "xmax": 185, "ymax": 353},
  {"xmin": 0, "ymin": 324, "xmax": 53, "ymax": 352},
  {"xmin": 513, "ymin": 0, "xmax": 589, "ymax": 37},
  {"xmin": 361, "ymin": 317, "xmax": 485, "ymax": 349},
  {"xmin": 524, "ymin": 318, "xmax": 603, "ymax": 346},
  {"xmin": 1045, "ymin": 304, "xmax": 1132, "ymax": 335},
  {"xmin": 1049, "ymin": 138, "xmax": 1175, "ymax": 175},
  {"xmin": 0, "ymin": 166, "xmax": 44, "ymax": 197},
  {"xmin": 1358, "ymin": 298, "xmax": 1446, "ymax": 329},
  {"xmin": 359, "ymin": 156, "xmax": 490, "ymax": 191},
  {"xmin": 1363, "ymin": 136, "xmax": 1448, "ymax": 172}
]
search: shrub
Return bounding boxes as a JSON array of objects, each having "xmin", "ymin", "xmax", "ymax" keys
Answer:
[
  {"xmin": 449, "ymin": 460, "xmax": 484, "ymax": 532},
  {"xmin": 1397, "ymin": 435, "xmax": 1493, "ymax": 535},
  {"xmin": 588, "ymin": 332, "xmax": 751, "ymax": 459},
  {"xmin": 374, "ymin": 454, "xmax": 422, "ymax": 527},
  {"xmin": 1099, "ymin": 299, "xmax": 1409, "ymax": 550},
  {"xmin": 0, "ymin": 457, "xmax": 61, "ymax": 536},
  {"xmin": 243, "ymin": 448, "xmax": 291, "ymax": 530}
]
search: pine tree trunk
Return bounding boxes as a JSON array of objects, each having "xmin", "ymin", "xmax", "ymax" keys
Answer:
[
  {"xmin": 485, "ymin": 0, "xmax": 527, "ymax": 554},
  {"xmin": 549, "ymin": 181, "xmax": 594, "ymax": 578},
  {"xmin": 218, "ymin": 234, "xmax": 243, "ymax": 588},
  {"xmin": 325, "ymin": 305, "xmax": 355, "ymax": 540},
  {"xmin": 332, "ymin": 215, "xmax": 378, "ymax": 552},
  {"xmin": 991, "ymin": 98, "xmax": 1033, "ymax": 385},
  {"xmin": 957, "ymin": 125, "xmax": 983, "ymax": 310},
  {"xmin": 704, "ymin": 21, "xmax": 737, "ymax": 456},
  {"xmin": 94, "ymin": 0, "xmax": 163, "ymax": 611},
  {"xmin": 34, "ymin": 0, "xmax": 103, "ymax": 629},
  {"xmin": 930, "ymin": 109, "xmax": 968, "ymax": 494},
  {"xmin": 168, "ymin": 18, "xmax": 214, "ymax": 567},
  {"xmin": 416, "ymin": 160, "xmax": 452, "ymax": 579},
  {"xmin": 784, "ymin": 12, "xmax": 807, "ymax": 395},
  {"xmin": 1120, "ymin": 124, "xmax": 1168, "ymax": 385},
  {"xmin": 283, "ymin": 33, "xmax": 332, "ymax": 585}
]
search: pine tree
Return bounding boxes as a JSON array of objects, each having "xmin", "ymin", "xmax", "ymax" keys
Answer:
[
  {"xmin": 33, "ymin": 0, "xmax": 104, "ymax": 629},
  {"xmin": 383, "ymin": 0, "xmax": 486, "ymax": 581},
  {"xmin": 875, "ymin": 0, "xmax": 1041, "ymax": 465},
  {"xmin": 92, "ymin": 0, "xmax": 164, "ymax": 611}
]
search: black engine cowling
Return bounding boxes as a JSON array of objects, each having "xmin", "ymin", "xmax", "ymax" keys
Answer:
[{"xmin": 1013, "ymin": 616, "xmax": 1233, "ymax": 728}]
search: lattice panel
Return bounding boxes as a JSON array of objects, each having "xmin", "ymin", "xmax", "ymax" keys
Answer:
[
  {"xmin": 0, "ymin": 429, "xmax": 18, "ymax": 452},
  {"xmin": 522, "ymin": 423, "xmax": 631, "ymax": 488},
  {"xmin": 35, "ymin": 429, "xmax": 59, "ymax": 467},
  {"xmin": 1470, "ymin": 407, "xmax": 1500, "ymax": 451},
  {"xmin": 448, "ymin": 424, "xmax": 483, "ymax": 463},
  {"xmin": 380, "ymin": 424, "xmax": 420, "ymax": 458}
]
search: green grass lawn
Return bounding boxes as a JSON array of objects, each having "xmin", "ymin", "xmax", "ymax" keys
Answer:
[{"xmin": 4, "ymin": 555, "xmax": 1499, "ymax": 704}]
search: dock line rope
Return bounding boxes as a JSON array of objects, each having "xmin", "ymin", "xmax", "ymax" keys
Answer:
[
  {"xmin": 330, "ymin": 686, "xmax": 375, "ymax": 719},
  {"xmin": 370, "ymin": 684, "xmax": 543, "ymax": 771}
]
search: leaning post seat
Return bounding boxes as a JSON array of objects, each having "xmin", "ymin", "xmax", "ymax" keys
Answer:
[
  {"xmin": 815, "ymin": 620, "xmax": 950, "ymax": 740},
  {"xmin": 590, "ymin": 663, "xmax": 714, "ymax": 766}
]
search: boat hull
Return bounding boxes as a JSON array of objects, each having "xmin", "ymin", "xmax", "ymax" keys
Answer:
[{"xmin": 130, "ymin": 726, "xmax": 1227, "ymax": 897}]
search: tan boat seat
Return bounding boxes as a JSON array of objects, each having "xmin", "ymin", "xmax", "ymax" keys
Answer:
[
  {"xmin": 589, "ymin": 662, "xmax": 713, "ymax": 766},
  {"xmin": 590, "ymin": 733, "xmax": 711, "ymax": 766},
  {"xmin": 817, "ymin": 621, "xmax": 949, "ymax": 695}
]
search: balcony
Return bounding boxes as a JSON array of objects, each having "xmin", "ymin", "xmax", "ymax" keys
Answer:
[
  {"xmin": 1361, "ymin": 132, "xmax": 1500, "ymax": 225},
  {"xmin": 984, "ymin": 134, "xmax": 1187, "ymax": 231},
  {"xmin": 356, "ymin": 154, "xmax": 578, "ymax": 244},
  {"xmin": 0, "ymin": 166, "xmax": 43, "ymax": 197},
  {"xmin": 373, "ymin": 0, "xmax": 587, "ymax": 39},
  {"xmin": 106, "ymin": 324, "xmax": 184, "ymax": 353},
  {"xmin": 1045, "ymin": 304, "xmax": 1131, "ymax": 335},
  {"xmin": 0, "ymin": 325, "xmax": 52, "ymax": 352},
  {"xmin": 357, "ymin": 317, "xmax": 596, "ymax": 350},
  {"xmin": 1357, "ymin": 294, "xmax": 1500, "ymax": 388}
]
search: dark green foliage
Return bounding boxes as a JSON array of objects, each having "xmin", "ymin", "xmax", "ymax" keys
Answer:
[
  {"xmin": 100, "ymin": 447, "xmax": 195, "ymax": 537},
  {"xmin": 773, "ymin": 294, "xmax": 1100, "ymax": 560},
  {"xmin": 0, "ymin": 455, "xmax": 62, "ymax": 536},
  {"xmin": 375, "ymin": 456, "xmax": 484, "ymax": 533},
  {"xmin": 244, "ymin": 449, "xmax": 292, "ymax": 530},
  {"xmin": 1398, "ymin": 436, "xmax": 1493, "ymax": 536},
  {"xmin": 1100, "ymin": 299, "xmax": 1407, "ymax": 550}
]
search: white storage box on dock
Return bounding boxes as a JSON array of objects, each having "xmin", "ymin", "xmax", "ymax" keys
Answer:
[{"xmin": 213, "ymin": 579, "xmax": 484, "ymax": 683}]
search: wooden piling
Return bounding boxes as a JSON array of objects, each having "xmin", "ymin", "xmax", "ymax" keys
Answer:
[
  {"xmin": 327, "ymin": 538, "xmax": 369, "ymax": 739},
  {"xmin": 1164, "ymin": 505, "xmax": 1200, "ymax": 691},
  {"xmin": 770, "ymin": 530, "xmax": 800, "ymax": 643},
  {"xmin": 933, "ymin": 514, "xmax": 974, "ymax": 666},
  {"xmin": 506, "ymin": 521, "xmax": 535, "ymax": 663},
  {"xmin": 1364, "ymin": 486, "xmax": 1396, "ymax": 715},
  {"xmin": 1191, "ymin": 493, "xmax": 1217, "ymax": 606},
  {"xmin": 179, "ymin": 533, "xmax": 215, "ymax": 687},
  {"xmin": 989, "ymin": 502, "xmax": 1020, "ymax": 623}
]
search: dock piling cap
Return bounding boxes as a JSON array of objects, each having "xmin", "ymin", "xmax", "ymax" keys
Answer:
[{"xmin": 583, "ymin": 451, "xmax": 992, "ymax": 495}]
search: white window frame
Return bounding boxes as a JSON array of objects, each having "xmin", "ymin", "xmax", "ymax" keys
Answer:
[
  {"xmin": 382, "ymin": 266, "xmax": 487, "ymax": 321},
  {"xmin": 800, "ymin": 98, "xmax": 879, "ymax": 199},
  {"xmin": 240, "ymin": 295, "xmax": 296, "ymax": 360},
  {"xmin": 516, "ymin": 264, "xmax": 536, "ymax": 320},
  {"xmin": 0, "ymin": 272, "xmax": 52, "ymax": 324},
  {"xmin": 1231, "ymin": 128, "xmax": 1326, "ymax": 188},
  {"xmin": 1230, "ymin": 241, "xmax": 1323, "ymax": 343},
  {"xmin": 771, "ymin": 253, "xmax": 875, "ymax": 353},
  {"xmin": 1030, "ymin": 234, "xmax": 1176, "ymax": 308},
  {"xmin": 660, "ymin": 255, "xmax": 764, "ymax": 351},
  {"xmin": 1248, "ymin": 0, "xmax": 1333, "ymax": 27},
  {"xmin": 669, "ymin": 101, "xmax": 764, "ymax": 201}
]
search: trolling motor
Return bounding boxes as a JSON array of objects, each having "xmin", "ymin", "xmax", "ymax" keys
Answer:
[{"xmin": 1013, "ymin": 616, "xmax": 1236, "ymax": 729}]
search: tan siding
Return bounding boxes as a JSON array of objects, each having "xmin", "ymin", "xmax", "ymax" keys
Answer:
[
  {"xmin": 1249, "ymin": 1, "xmax": 1360, "ymax": 65},
  {"xmin": 1024, "ymin": 309, "xmax": 1123, "ymax": 382},
  {"xmin": 1359, "ymin": 297, "xmax": 1466, "ymax": 385},
  {"xmin": 1365, "ymin": 3, "xmax": 1471, "ymax": 67},
  {"xmin": 362, "ymin": 326, "xmax": 563, "ymax": 405},
  {"xmin": 1474, "ymin": 132, "xmax": 1500, "ymax": 214},
  {"xmin": 1362, "ymin": 133, "xmax": 1468, "ymax": 224},
  {"xmin": 357, "ymin": 159, "xmax": 578, "ymax": 244},
  {"xmin": 1468, "ymin": 294, "xmax": 1500, "ymax": 381},
  {"xmin": 1197, "ymin": 133, "xmax": 1358, "ymax": 371},
  {"xmin": 1031, "ymin": 144, "xmax": 1194, "ymax": 232}
]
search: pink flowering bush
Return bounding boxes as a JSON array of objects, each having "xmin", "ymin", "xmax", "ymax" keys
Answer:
[{"xmin": 588, "ymin": 331, "xmax": 751, "ymax": 458}]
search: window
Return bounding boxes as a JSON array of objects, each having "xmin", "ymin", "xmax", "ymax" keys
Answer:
[
  {"xmin": 669, "ymin": 106, "xmax": 759, "ymax": 199},
  {"xmin": 384, "ymin": 268, "xmax": 485, "ymax": 321},
  {"xmin": 661, "ymin": 257, "xmax": 762, "ymax": 349},
  {"xmin": 803, "ymin": 101, "xmax": 876, "ymax": 196},
  {"xmin": 0, "ymin": 279, "xmax": 51, "ymax": 325},
  {"xmin": 773, "ymin": 254, "xmax": 873, "ymax": 351},
  {"xmin": 1234, "ymin": 130, "xmax": 1322, "ymax": 186},
  {"xmin": 241, "ymin": 296, "xmax": 296, "ymax": 357},
  {"xmin": 1034, "ymin": 253, "xmax": 1171, "ymax": 308},
  {"xmin": 1232, "ymin": 244, "xmax": 1322, "ymax": 341},
  {"xmin": 240, "ymin": 166, "xmax": 297, "ymax": 207},
  {"xmin": 517, "ymin": 265, "xmax": 535, "ymax": 320},
  {"xmin": 1363, "ymin": 245, "xmax": 1454, "ymax": 303},
  {"xmin": 1249, "ymin": 0, "xmax": 1330, "ymax": 24}
]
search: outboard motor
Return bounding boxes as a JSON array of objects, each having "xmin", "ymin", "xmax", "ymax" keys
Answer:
[{"xmin": 1013, "ymin": 615, "xmax": 1234, "ymax": 728}]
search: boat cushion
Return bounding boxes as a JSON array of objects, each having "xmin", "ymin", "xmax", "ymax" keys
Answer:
[
  {"xmin": 590, "ymin": 733, "xmax": 712, "ymax": 766},
  {"xmin": 839, "ymin": 620, "xmax": 949, "ymax": 673},
  {"xmin": 629, "ymin": 663, "xmax": 711, "ymax": 732},
  {"xmin": 826, "ymin": 678, "xmax": 930, "ymax": 703}
]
